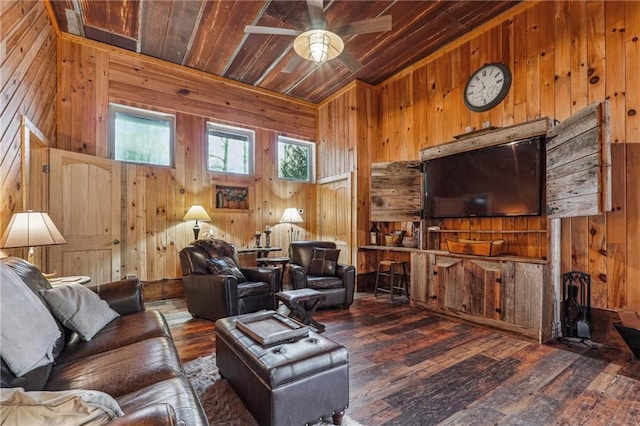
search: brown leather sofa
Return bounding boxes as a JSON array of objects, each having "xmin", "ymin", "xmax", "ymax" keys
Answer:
[
  {"xmin": 179, "ymin": 239, "xmax": 278, "ymax": 321},
  {"xmin": 288, "ymin": 241, "xmax": 356, "ymax": 308},
  {"xmin": 0, "ymin": 257, "xmax": 207, "ymax": 425}
]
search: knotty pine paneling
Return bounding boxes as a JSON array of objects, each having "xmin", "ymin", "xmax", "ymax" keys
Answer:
[
  {"xmin": 318, "ymin": 81, "xmax": 380, "ymax": 278},
  {"xmin": 371, "ymin": 1, "xmax": 639, "ymax": 311},
  {"xmin": 55, "ymin": 37, "xmax": 317, "ymax": 282},
  {"xmin": 0, "ymin": 1, "xmax": 57, "ymax": 258}
]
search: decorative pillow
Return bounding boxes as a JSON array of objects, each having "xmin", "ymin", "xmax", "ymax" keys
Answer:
[
  {"xmin": 0, "ymin": 387, "xmax": 123, "ymax": 425},
  {"xmin": 40, "ymin": 284, "xmax": 120, "ymax": 342},
  {"xmin": 308, "ymin": 248, "xmax": 340, "ymax": 276},
  {"xmin": 0, "ymin": 264, "xmax": 61, "ymax": 377},
  {"xmin": 206, "ymin": 257, "xmax": 247, "ymax": 283}
]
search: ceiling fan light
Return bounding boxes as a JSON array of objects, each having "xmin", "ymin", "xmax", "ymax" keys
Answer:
[
  {"xmin": 294, "ymin": 30, "xmax": 344, "ymax": 65},
  {"xmin": 308, "ymin": 32, "xmax": 330, "ymax": 64}
]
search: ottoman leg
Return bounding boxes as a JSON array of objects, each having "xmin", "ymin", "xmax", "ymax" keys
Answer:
[{"xmin": 332, "ymin": 411, "xmax": 345, "ymax": 425}]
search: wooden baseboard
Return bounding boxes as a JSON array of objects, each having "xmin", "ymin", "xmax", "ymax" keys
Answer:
[{"xmin": 142, "ymin": 278, "xmax": 184, "ymax": 302}]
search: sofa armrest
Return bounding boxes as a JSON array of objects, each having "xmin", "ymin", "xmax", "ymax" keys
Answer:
[
  {"xmin": 240, "ymin": 267, "xmax": 278, "ymax": 292},
  {"xmin": 183, "ymin": 274, "xmax": 238, "ymax": 320},
  {"xmin": 288, "ymin": 264, "xmax": 308, "ymax": 290},
  {"xmin": 86, "ymin": 278, "xmax": 144, "ymax": 315},
  {"xmin": 336, "ymin": 264, "xmax": 356, "ymax": 307},
  {"xmin": 109, "ymin": 403, "xmax": 178, "ymax": 426}
]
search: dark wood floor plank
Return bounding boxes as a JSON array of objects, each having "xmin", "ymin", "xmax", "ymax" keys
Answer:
[{"xmin": 146, "ymin": 292, "xmax": 640, "ymax": 425}]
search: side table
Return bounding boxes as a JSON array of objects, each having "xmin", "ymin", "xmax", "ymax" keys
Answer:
[
  {"xmin": 276, "ymin": 288, "xmax": 327, "ymax": 332},
  {"xmin": 257, "ymin": 256, "xmax": 289, "ymax": 291}
]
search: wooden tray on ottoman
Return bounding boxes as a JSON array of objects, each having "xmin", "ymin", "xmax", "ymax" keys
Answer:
[
  {"xmin": 447, "ymin": 239, "xmax": 505, "ymax": 257},
  {"xmin": 236, "ymin": 311, "xmax": 308, "ymax": 345}
]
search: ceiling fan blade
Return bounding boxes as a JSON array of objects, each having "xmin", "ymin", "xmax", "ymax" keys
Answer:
[
  {"xmin": 244, "ymin": 25, "xmax": 301, "ymax": 36},
  {"xmin": 333, "ymin": 15, "xmax": 392, "ymax": 35},
  {"xmin": 338, "ymin": 52, "xmax": 363, "ymax": 73},
  {"xmin": 306, "ymin": 0, "xmax": 326, "ymax": 28},
  {"xmin": 282, "ymin": 55, "xmax": 304, "ymax": 74}
]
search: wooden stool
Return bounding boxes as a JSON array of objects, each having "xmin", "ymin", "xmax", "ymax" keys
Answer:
[{"xmin": 374, "ymin": 260, "xmax": 409, "ymax": 303}]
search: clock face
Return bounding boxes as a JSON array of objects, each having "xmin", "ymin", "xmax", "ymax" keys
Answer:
[{"xmin": 464, "ymin": 63, "xmax": 512, "ymax": 112}]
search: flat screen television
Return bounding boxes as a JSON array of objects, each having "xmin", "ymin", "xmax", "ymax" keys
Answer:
[{"xmin": 424, "ymin": 137, "xmax": 544, "ymax": 218}]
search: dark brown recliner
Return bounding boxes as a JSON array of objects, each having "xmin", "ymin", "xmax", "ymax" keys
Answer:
[
  {"xmin": 179, "ymin": 239, "xmax": 278, "ymax": 321},
  {"xmin": 288, "ymin": 241, "xmax": 356, "ymax": 309}
]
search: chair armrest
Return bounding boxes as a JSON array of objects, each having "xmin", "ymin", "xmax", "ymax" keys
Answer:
[
  {"xmin": 109, "ymin": 403, "xmax": 178, "ymax": 426},
  {"xmin": 240, "ymin": 267, "xmax": 279, "ymax": 291},
  {"xmin": 86, "ymin": 278, "xmax": 144, "ymax": 315},
  {"xmin": 336, "ymin": 264, "xmax": 356, "ymax": 307},
  {"xmin": 182, "ymin": 274, "xmax": 238, "ymax": 320},
  {"xmin": 288, "ymin": 264, "xmax": 308, "ymax": 290}
]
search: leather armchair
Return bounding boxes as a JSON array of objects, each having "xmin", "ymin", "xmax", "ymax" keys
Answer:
[
  {"xmin": 179, "ymin": 239, "xmax": 278, "ymax": 321},
  {"xmin": 288, "ymin": 241, "xmax": 356, "ymax": 309}
]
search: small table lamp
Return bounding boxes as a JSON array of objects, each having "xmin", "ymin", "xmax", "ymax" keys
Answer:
[
  {"xmin": 0, "ymin": 211, "xmax": 67, "ymax": 265},
  {"xmin": 280, "ymin": 207, "xmax": 303, "ymax": 243},
  {"xmin": 183, "ymin": 205, "xmax": 211, "ymax": 240}
]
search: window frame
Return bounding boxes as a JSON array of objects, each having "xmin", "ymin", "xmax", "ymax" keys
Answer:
[
  {"xmin": 108, "ymin": 103, "xmax": 175, "ymax": 168},
  {"xmin": 277, "ymin": 136, "xmax": 316, "ymax": 183},
  {"xmin": 206, "ymin": 122, "xmax": 255, "ymax": 176}
]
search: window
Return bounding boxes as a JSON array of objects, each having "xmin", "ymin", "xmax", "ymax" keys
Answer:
[
  {"xmin": 278, "ymin": 136, "xmax": 315, "ymax": 182},
  {"xmin": 109, "ymin": 104, "xmax": 174, "ymax": 167},
  {"xmin": 206, "ymin": 123, "xmax": 254, "ymax": 175}
]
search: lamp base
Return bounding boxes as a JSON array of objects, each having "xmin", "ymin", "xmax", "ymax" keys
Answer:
[{"xmin": 193, "ymin": 224, "xmax": 201, "ymax": 240}]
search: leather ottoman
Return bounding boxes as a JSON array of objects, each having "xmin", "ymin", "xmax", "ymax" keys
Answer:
[{"xmin": 215, "ymin": 311, "xmax": 349, "ymax": 425}]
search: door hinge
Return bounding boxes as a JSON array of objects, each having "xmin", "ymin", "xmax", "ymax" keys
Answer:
[
  {"xmin": 42, "ymin": 165, "xmax": 50, "ymax": 173},
  {"xmin": 496, "ymin": 277, "xmax": 502, "ymax": 283},
  {"xmin": 495, "ymin": 308, "xmax": 502, "ymax": 314}
]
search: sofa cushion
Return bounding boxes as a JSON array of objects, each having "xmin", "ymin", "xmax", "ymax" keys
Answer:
[
  {"xmin": 308, "ymin": 248, "xmax": 340, "ymax": 276},
  {"xmin": 116, "ymin": 376, "xmax": 207, "ymax": 425},
  {"xmin": 41, "ymin": 283, "xmax": 120, "ymax": 342},
  {"xmin": 46, "ymin": 337, "xmax": 183, "ymax": 398},
  {"xmin": 0, "ymin": 387, "xmax": 123, "ymax": 425},
  {"xmin": 0, "ymin": 263, "xmax": 61, "ymax": 377},
  {"xmin": 0, "ymin": 257, "xmax": 67, "ymax": 359},
  {"xmin": 55, "ymin": 310, "xmax": 171, "ymax": 365},
  {"xmin": 306, "ymin": 275, "xmax": 345, "ymax": 290},
  {"xmin": 206, "ymin": 256, "xmax": 247, "ymax": 283}
]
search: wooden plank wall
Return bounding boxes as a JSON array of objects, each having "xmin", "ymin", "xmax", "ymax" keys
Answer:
[
  {"xmin": 0, "ymin": 1, "xmax": 57, "ymax": 258},
  {"xmin": 361, "ymin": 1, "xmax": 639, "ymax": 311},
  {"xmin": 54, "ymin": 35, "xmax": 318, "ymax": 282},
  {"xmin": 317, "ymin": 81, "xmax": 381, "ymax": 278}
]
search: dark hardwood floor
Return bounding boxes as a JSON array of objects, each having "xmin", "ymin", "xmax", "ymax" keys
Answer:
[{"xmin": 147, "ymin": 293, "xmax": 640, "ymax": 425}]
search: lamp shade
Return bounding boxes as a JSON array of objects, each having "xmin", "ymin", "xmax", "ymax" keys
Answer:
[
  {"xmin": 279, "ymin": 207, "xmax": 303, "ymax": 224},
  {"xmin": 0, "ymin": 211, "xmax": 67, "ymax": 248},
  {"xmin": 293, "ymin": 30, "xmax": 344, "ymax": 65},
  {"xmin": 183, "ymin": 205, "xmax": 211, "ymax": 222}
]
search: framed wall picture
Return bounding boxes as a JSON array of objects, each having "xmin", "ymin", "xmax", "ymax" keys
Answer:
[{"xmin": 214, "ymin": 184, "xmax": 251, "ymax": 211}]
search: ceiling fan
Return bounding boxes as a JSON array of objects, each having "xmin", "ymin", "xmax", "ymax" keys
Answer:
[{"xmin": 244, "ymin": 0, "xmax": 392, "ymax": 73}]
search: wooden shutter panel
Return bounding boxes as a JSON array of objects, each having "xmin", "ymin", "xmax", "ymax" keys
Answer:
[
  {"xmin": 545, "ymin": 101, "xmax": 611, "ymax": 219},
  {"xmin": 371, "ymin": 161, "xmax": 422, "ymax": 222}
]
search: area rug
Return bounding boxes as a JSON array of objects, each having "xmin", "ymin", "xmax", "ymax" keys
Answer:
[{"xmin": 184, "ymin": 354, "xmax": 363, "ymax": 426}]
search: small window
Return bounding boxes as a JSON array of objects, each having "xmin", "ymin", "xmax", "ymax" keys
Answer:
[
  {"xmin": 109, "ymin": 104, "xmax": 174, "ymax": 167},
  {"xmin": 206, "ymin": 123, "xmax": 254, "ymax": 175},
  {"xmin": 278, "ymin": 136, "xmax": 315, "ymax": 182}
]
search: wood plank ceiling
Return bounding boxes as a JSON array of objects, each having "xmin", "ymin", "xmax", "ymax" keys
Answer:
[{"xmin": 47, "ymin": 0, "xmax": 521, "ymax": 104}]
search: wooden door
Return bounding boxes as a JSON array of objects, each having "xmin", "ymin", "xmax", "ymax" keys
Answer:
[
  {"xmin": 318, "ymin": 173, "xmax": 352, "ymax": 264},
  {"xmin": 48, "ymin": 149, "xmax": 122, "ymax": 283}
]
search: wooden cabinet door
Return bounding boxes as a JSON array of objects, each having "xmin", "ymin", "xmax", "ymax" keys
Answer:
[
  {"xmin": 546, "ymin": 101, "xmax": 611, "ymax": 218},
  {"xmin": 464, "ymin": 259, "xmax": 502, "ymax": 320},
  {"xmin": 435, "ymin": 256, "xmax": 464, "ymax": 312},
  {"xmin": 370, "ymin": 161, "xmax": 422, "ymax": 222},
  {"xmin": 501, "ymin": 261, "xmax": 545, "ymax": 329},
  {"xmin": 48, "ymin": 149, "xmax": 122, "ymax": 283}
]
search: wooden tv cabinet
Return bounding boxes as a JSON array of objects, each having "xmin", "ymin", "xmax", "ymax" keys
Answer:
[{"xmin": 410, "ymin": 250, "xmax": 552, "ymax": 343}]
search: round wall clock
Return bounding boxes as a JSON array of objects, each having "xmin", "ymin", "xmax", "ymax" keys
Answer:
[{"xmin": 463, "ymin": 63, "xmax": 512, "ymax": 112}]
